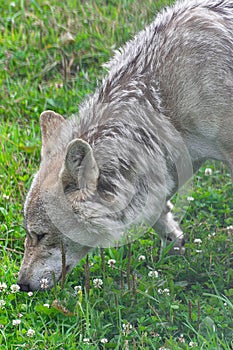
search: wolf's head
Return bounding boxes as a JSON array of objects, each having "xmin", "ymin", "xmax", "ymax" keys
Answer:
[
  {"xmin": 18, "ymin": 108, "xmax": 173, "ymax": 291},
  {"xmin": 18, "ymin": 111, "xmax": 103, "ymax": 291}
]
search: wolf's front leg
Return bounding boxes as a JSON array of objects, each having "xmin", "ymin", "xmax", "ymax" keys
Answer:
[{"xmin": 153, "ymin": 201, "xmax": 185, "ymax": 254}]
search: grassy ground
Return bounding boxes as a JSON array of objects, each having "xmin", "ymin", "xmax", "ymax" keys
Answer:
[{"xmin": 0, "ymin": 0, "xmax": 233, "ymax": 349}]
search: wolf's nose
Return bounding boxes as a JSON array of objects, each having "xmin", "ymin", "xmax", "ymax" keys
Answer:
[{"xmin": 18, "ymin": 283, "xmax": 30, "ymax": 292}]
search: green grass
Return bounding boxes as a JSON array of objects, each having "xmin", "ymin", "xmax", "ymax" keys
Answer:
[{"xmin": 1, "ymin": 0, "xmax": 233, "ymax": 349}]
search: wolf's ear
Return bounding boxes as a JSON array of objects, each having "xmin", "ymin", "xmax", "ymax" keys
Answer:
[
  {"xmin": 40, "ymin": 110, "xmax": 65, "ymax": 147},
  {"xmin": 62, "ymin": 139, "xmax": 99, "ymax": 197}
]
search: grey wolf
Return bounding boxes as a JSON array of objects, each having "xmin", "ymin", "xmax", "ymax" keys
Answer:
[{"xmin": 18, "ymin": 0, "xmax": 233, "ymax": 291}]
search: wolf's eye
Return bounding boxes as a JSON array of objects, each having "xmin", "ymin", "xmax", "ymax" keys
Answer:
[{"xmin": 37, "ymin": 234, "xmax": 46, "ymax": 242}]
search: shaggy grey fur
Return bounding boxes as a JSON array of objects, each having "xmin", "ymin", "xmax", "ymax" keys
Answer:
[{"xmin": 18, "ymin": 0, "xmax": 233, "ymax": 291}]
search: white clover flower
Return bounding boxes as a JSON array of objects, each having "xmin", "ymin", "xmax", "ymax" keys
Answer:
[
  {"xmin": 148, "ymin": 270, "xmax": 159, "ymax": 278},
  {"xmin": 208, "ymin": 232, "xmax": 216, "ymax": 239},
  {"xmin": 150, "ymin": 331, "xmax": 161, "ymax": 337},
  {"xmin": 17, "ymin": 313, "xmax": 23, "ymax": 318},
  {"xmin": 43, "ymin": 303, "xmax": 50, "ymax": 308},
  {"xmin": 187, "ymin": 196, "xmax": 194, "ymax": 202},
  {"xmin": 158, "ymin": 288, "xmax": 170, "ymax": 295},
  {"xmin": 93, "ymin": 278, "xmax": 103, "ymax": 289},
  {"xmin": 0, "ymin": 300, "xmax": 6, "ymax": 309},
  {"xmin": 0, "ymin": 283, "xmax": 7, "ymax": 292},
  {"xmin": 122, "ymin": 323, "xmax": 132, "ymax": 330},
  {"xmin": 138, "ymin": 255, "xmax": 146, "ymax": 261},
  {"xmin": 12, "ymin": 319, "xmax": 21, "ymax": 326},
  {"xmin": 189, "ymin": 341, "xmax": 197, "ymax": 347},
  {"xmin": 26, "ymin": 328, "xmax": 35, "ymax": 337},
  {"xmin": 100, "ymin": 338, "xmax": 108, "ymax": 344},
  {"xmin": 107, "ymin": 259, "xmax": 116, "ymax": 268},
  {"xmin": 196, "ymin": 250, "xmax": 203, "ymax": 253},
  {"xmin": 10, "ymin": 284, "xmax": 20, "ymax": 293},
  {"xmin": 28, "ymin": 292, "xmax": 33, "ymax": 297},
  {"xmin": 178, "ymin": 334, "xmax": 185, "ymax": 343},
  {"xmin": 74, "ymin": 285, "xmax": 82, "ymax": 292},
  {"xmin": 83, "ymin": 338, "xmax": 90, "ymax": 343},
  {"xmin": 40, "ymin": 278, "xmax": 48, "ymax": 289},
  {"xmin": 163, "ymin": 288, "xmax": 170, "ymax": 295},
  {"xmin": 194, "ymin": 238, "xmax": 202, "ymax": 244},
  {"xmin": 205, "ymin": 168, "xmax": 213, "ymax": 176},
  {"xmin": 122, "ymin": 322, "xmax": 133, "ymax": 335}
]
